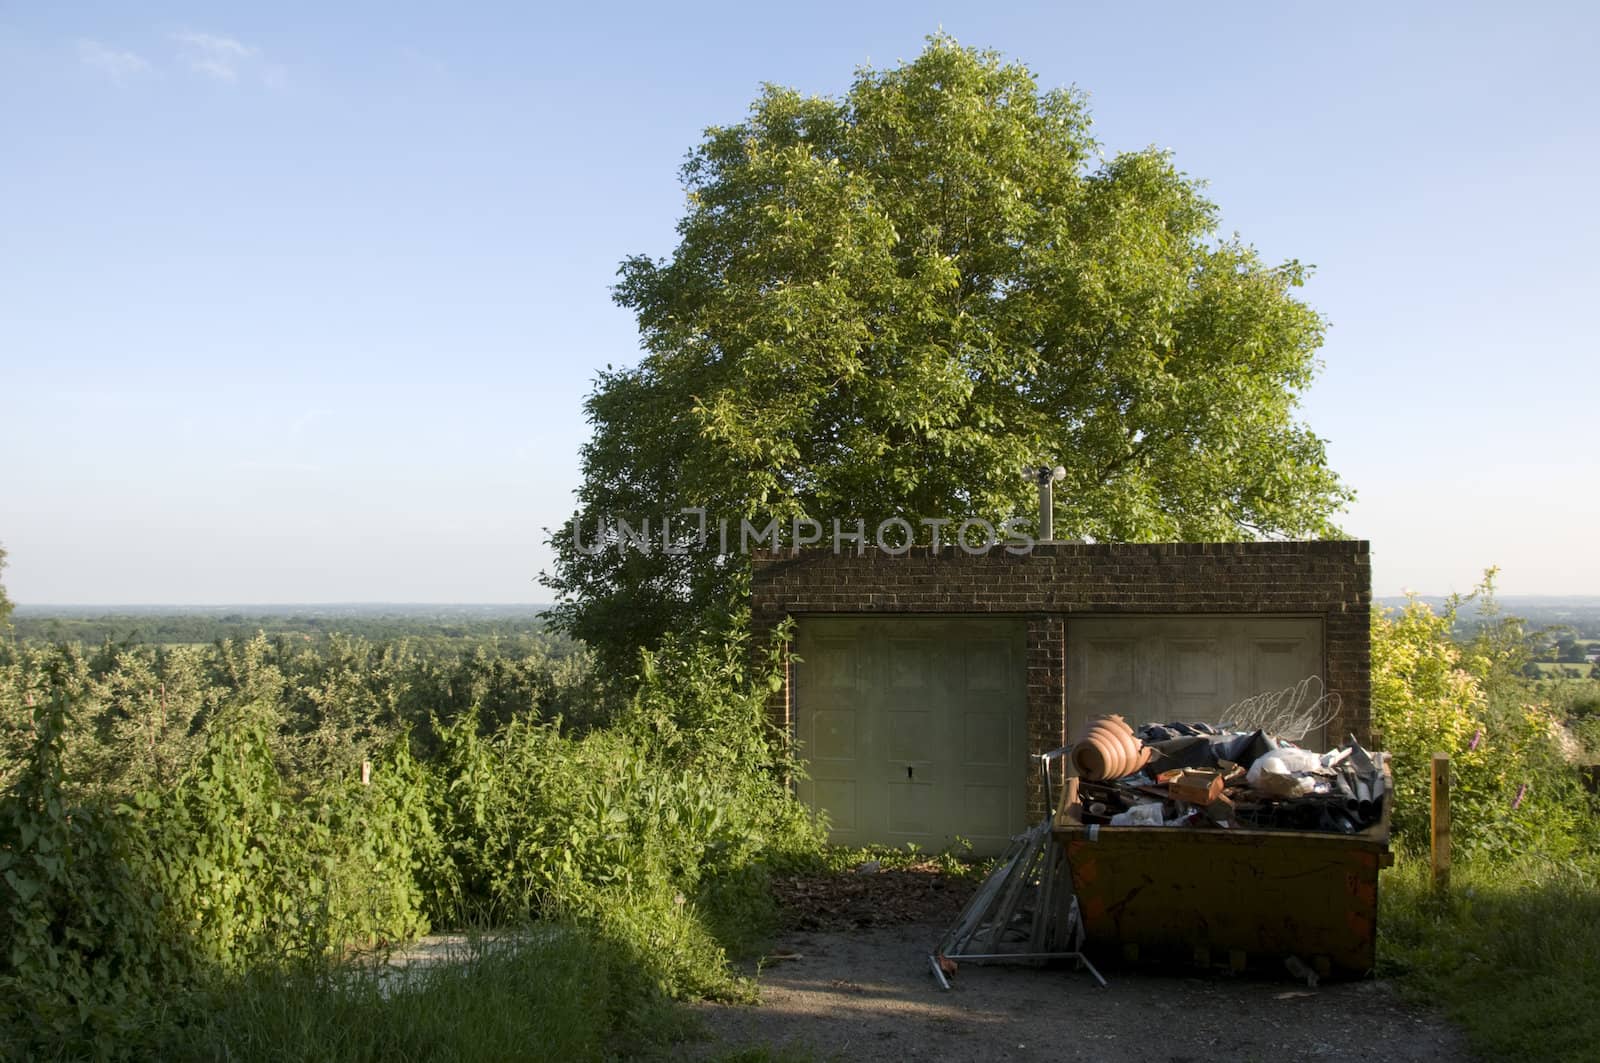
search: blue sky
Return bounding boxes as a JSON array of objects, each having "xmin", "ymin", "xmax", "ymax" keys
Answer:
[{"xmin": 1, "ymin": 2, "xmax": 1596, "ymax": 603}]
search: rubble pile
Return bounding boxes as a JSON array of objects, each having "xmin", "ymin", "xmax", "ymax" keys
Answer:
[{"xmin": 1072, "ymin": 717, "xmax": 1390, "ymax": 834}]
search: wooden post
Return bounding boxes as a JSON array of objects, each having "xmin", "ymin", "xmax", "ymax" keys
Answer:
[
  {"xmin": 1430, "ymin": 753, "xmax": 1450, "ymax": 892},
  {"xmin": 360, "ymin": 760, "xmax": 372, "ymax": 787}
]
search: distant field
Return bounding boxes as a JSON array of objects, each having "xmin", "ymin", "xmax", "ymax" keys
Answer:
[{"xmin": 1531, "ymin": 662, "xmax": 1597, "ymax": 677}]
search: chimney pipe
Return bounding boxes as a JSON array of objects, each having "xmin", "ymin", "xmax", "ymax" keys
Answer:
[{"xmin": 1026, "ymin": 464, "xmax": 1066, "ymax": 542}]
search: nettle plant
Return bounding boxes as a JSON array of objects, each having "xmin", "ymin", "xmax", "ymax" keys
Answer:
[
  {"xmin": 0, "ymin": 693, "xmax": 446, "ymax": 1056},
  {"xmin": 422, "ymin": 627, "xmax": 818, "ymax": 999},
  {"xmin": 0, "ymin": 612, "xmax": 822, "ymax": 1049},
  {"xmin": 0, "ymin": 698, "xmax": 186, "ymax": 1054}
]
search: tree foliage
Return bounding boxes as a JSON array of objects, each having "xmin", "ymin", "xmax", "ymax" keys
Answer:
[
  {"xmin": 546, "ymin": 37, "xmax": 1351, "ymax": 670},
  {"xmin": 1370, "ymin": 572, "xmax": 1591, "ymax": 857},
  {"xmin": 0, "ymin": 543, "xmax": 12, "ymax": 632}
]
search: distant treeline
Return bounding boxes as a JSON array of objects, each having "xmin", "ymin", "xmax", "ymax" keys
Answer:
[
  {"xmin": 1377, "ymin": 595, "xmax": 1600, "ymax": 639},
  {"xmin": 10, "ymin": 611, "xmax": 570, "ymax": 651}
]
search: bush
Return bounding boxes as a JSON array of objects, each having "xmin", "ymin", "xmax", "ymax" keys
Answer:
[
  {"xmin": 426, "ymin": 628, "xmax": 820, "ymax": 998},
  {"xmin": 0, "ymin": 699, "xmax": 188, "ymax": 1058},
  {"xmin": 1372, "ymin": 579, "xmax": 1595, "ymax": 857},
  {"xmin": 145, "ymin": 703, "xmax": 437, "ymax": 970},
  {"xmin": 0, "ymin": 623, "xmax": 822, "ymax": 1053}
]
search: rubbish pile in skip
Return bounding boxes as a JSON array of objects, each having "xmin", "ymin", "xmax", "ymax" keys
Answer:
[{"xmin": 1070, "ymin": 713, "xmax": 1390, "ymax": 834}]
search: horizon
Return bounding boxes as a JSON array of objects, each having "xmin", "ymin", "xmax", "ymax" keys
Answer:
[
  {"xmin": 16, "ymin": 592, "xmax": 1600, "ymax": 611},
  {"xmin": 4, "ymin": 3, "xmax": 1597, "ymax": 602}
]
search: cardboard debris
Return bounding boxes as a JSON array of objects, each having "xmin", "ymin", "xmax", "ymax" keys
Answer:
[{"xmin": 1169, "ymin": 767, "xmax": 1225, "ymax": 805}]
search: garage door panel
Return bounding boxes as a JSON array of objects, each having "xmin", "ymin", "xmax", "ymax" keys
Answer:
[
  {"xmin": 887, "ymin": 781, "xmax": 935, "ymax": 836},
  {"xmin": 809, "ymin": 709, "xmax": 858, "ymax": 762},
  {"xmin": 959, "ymin": 784, "xmax": 1013, "ymax": 841},
  {"xmin": 1248, "ymin": 639, "xmax": 1309, "ymax": 694},
  {"xmin": 1085, "ymin": 638, "xmax": 1137, "ymax": 694},
  {"xmin": 887, "ymin": 709, "xmax": 935, "ymax": 762},
  {"xmin": 1166, "ymin": 639, "xmax": 1220, "ymax": 696},
  {"xmin": 964, "ymin": 640, "xmax": 1011, "ymax": 691},
  {"xmin": 811, "ymin": 637, "xmax": 864, "ymax": 690},
  {"xmin": 811, "ymin": 780, "xmax": 857, "ymax": 834},
  {"xmin": 962, "ymin": 712, "xmax": 1011, "ymax": 766},
  {"xmin": 890, "ymin": 639, "xmax": 933, "ymax": 689}
]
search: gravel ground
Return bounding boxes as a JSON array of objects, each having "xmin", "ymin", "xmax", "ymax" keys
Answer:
[{"xmin": 688, "ymin": 920, "xmax": 1468, "ymax": 1062}]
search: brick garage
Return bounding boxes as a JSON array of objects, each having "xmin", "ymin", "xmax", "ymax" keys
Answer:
[{"xmin": 752, "ymin": 541, "xmax": 1371, "ymax": 843}]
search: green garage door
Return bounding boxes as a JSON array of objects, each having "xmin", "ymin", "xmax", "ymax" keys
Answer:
[
  {"xmin": 1067, "ymin": 616, "xmax": 1327, "ymax": 749},
  {"xmin": 793, "ymin": 617, "xmax": 1027, "ymax": 856}
]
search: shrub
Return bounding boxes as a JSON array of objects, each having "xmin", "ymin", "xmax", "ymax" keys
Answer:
[
  {"xmin": 0, "ymin": 698, "xmax": 191, "ymax": 1058},
  {"xmin": 1372, "ymin": 580, "xmax": 1593, "ymax": 857},
  {"xmin": 426, "ymin": 628, "xmax": 821, "ymax": 998},
  {"xmin": 0, "ymin": 622, "xmax": 822, "ymax": 1053}
]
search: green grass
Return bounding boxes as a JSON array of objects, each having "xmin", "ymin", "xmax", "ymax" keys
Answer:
[
  {"xmin": 151, "ymin": 927, "xmax": 698, "ymax": 1063},
  {"xmin": 1381, "ymin": 851, "xmax": 1600, "ymax": 1062}
]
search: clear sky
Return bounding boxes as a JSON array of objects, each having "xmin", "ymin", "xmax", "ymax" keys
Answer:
[{"xmin": 2, "ymin": 2, "xmax": 1596, "ymax": 604}]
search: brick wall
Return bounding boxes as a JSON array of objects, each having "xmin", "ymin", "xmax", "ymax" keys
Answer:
[{"xmin": 751, "ymin": 541, "xmax": 1371, "ymax": 821}]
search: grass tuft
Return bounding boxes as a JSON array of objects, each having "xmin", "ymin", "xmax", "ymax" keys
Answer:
[{"xmin": 155, "ymin": 926, "xmax": 696, "ymax": 1063}]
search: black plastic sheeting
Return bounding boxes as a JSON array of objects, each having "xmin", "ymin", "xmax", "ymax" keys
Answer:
[{"xmin": 1139, "ymin": 725, "xmax": 1281, "ymax": 774}]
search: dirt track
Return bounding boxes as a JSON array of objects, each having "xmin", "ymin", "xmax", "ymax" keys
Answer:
[{"xmin": 689, "ymin": 920, "xmax": 1468, "ymax": 1062}]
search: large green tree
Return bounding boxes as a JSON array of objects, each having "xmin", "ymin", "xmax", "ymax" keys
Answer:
[{"xmin": 546, "ymin": 37, "xmax": 1351, "ymax": 673}]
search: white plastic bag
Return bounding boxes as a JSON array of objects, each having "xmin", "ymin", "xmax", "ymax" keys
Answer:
[
  {"xmin": 1246, "ymin": 748, "xmax": 1322, "ymax": 797},
  {"xmin": 1108, "ymin": 802, "xmax": 1166, "ymax": 826}
]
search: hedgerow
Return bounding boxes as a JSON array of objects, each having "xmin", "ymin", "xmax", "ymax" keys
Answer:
[{"xmin": 0, "ymin": 625, "xmax": 818, "ymax": 1056}]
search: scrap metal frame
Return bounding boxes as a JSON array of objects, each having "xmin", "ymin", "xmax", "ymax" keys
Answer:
[{"xmin": 930, "ymin": 747, "xmax": 1107, "ymax": 990}]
